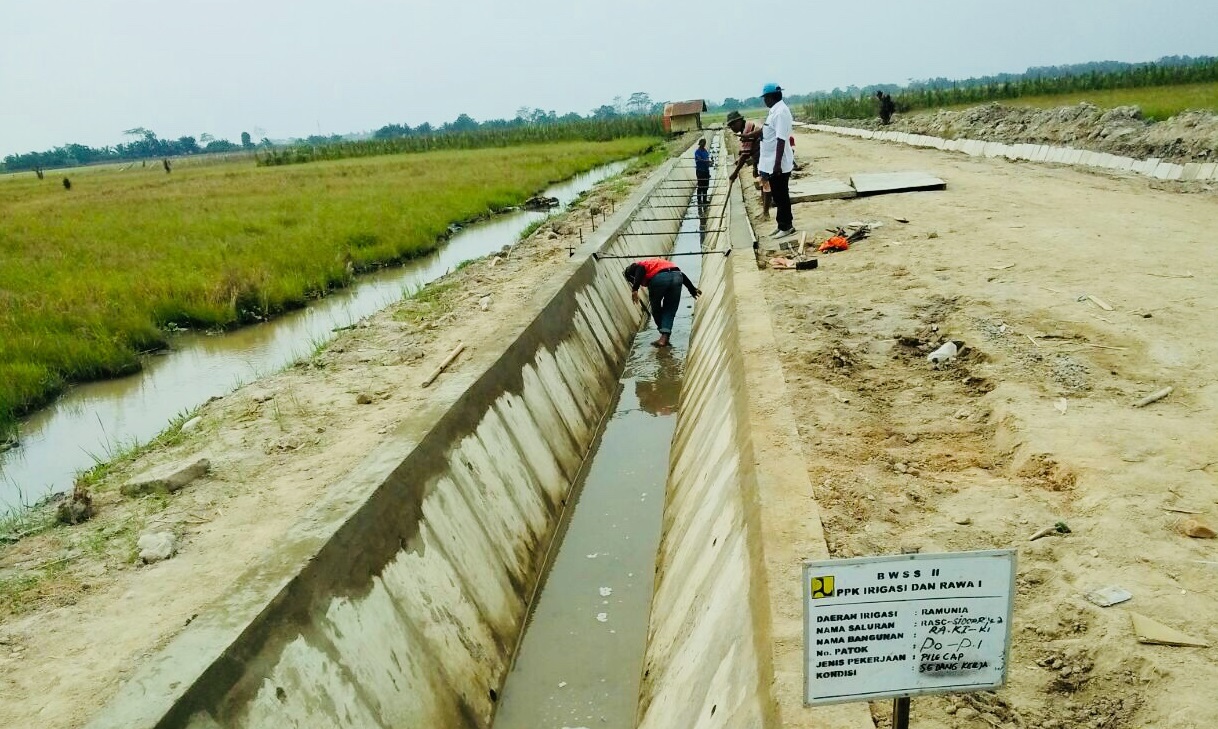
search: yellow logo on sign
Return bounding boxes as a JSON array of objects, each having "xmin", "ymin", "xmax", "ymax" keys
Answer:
[{"xmin": 810, "ymin": 575, "xmax": 835, "ymax": 599}]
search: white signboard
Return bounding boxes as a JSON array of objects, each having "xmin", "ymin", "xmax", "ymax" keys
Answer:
[{"xmin": 803, "ymin": 550, "xmax": 1015, "ymax": 706}]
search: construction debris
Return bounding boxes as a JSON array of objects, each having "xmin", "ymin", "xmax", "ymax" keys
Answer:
[
  {"xmin": 1177, "ymin": 517, "xmax": 1217, "ymax": 539},
  {"xmin": 1130, "ymin": 612, "xmax": 1209, "ymax": 647},
  {"xmin": 1133, "ymin": 386, "xmax": 1173, "ymax": 408},
  {"xmin": 1084, "ymin": 586, "xmax": 1132, "ymax": 607}
]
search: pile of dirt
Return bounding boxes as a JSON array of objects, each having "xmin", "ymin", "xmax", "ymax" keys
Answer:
[{"xmin": 826, "ymin": 102, "xmax": 1218, "ymax": 163}]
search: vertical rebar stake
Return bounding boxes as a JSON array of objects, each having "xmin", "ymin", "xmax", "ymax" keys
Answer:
[{"xmin": 892, "ymin": 697, "xmax": 910, "ymax": 729}]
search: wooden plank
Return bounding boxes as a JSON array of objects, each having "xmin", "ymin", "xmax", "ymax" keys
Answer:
[
  {"xmin": 1087, "ymin": 294, "xmax": 1114, "ymax": 311},
  {"xmin": 421, "ymin": 343, "xmax": 466, "ymax": 388}
]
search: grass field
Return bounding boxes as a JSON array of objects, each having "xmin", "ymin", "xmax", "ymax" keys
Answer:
[
  {"xmin": 936, "ymin": 81, "xmax": 1218, "ymax": 120},
  {"xmin": 701, "ymin": 107, "xmax": 769, "ymax": 126},
  {"xmin": 0, "ymin": 138, "xmax": 657, "ymax": 431}
]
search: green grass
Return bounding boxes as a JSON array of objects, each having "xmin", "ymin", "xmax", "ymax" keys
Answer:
[
  {"xmin": 0, "ymin": 138, "xmax": 657, "ymax": 431},
  {"xmin": 394, "ymin": 281, "xmax": 460, "ymax": 325},
  {"xmin": 517, "ymin": 216, "xmax": 552, "ymax": 242},
  {"xmin": 701, "ymin": 107, "xmax": 768, "ymax": 126},
  {"xmin": 935, "ymin": 81, "xmax": 1218, "ymax": 120}
]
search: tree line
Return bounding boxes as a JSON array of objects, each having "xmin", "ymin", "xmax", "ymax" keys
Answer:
[
  {"xmin": 3, "ymin": 92, "xmax": 669, "ymax": 173},
  {"xmin": 3, "ymin": 128, "xmax": 258, "ymax": 173}
]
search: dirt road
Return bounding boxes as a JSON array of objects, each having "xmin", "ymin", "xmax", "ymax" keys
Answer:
[{"xmin": 757, "ymin": 130, "xmax": 1218, "ymax": 728}]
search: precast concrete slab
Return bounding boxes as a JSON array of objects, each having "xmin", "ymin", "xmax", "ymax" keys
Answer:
[
  {"xmin": 790, "ymin": 177, "xmax": 858, "ymax": 203},
  {"xmin": 1182, "ymin": 163, "xmax": 1203, "ymax": 181},
  {"xmin": 1162, "ymin": 163, "xmax": 1185, "ymax": 180},
  {"xmin": 849, "ymin": 171, "xmax": 947, "ymax": 195},
  {"xmin": 1200, "ymin": 163, "xmax": 1218, "ymax": 180}
]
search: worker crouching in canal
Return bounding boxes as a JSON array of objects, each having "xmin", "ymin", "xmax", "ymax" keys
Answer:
[{"xmin": 624, "ymin": 258, "xmax": 701, "ymax": 348}]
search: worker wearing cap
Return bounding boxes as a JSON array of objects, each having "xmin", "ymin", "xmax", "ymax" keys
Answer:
[
  {"xmin": 727, "ymin": 110, "xmax": 772, "ymax": 219},
  {"xmin": 758, "ymin": 83, "xmax": 796, "ymax": 239},
  {"xmin": 725, "ymin": 110, "xmax": 760, "ymax": 182}
]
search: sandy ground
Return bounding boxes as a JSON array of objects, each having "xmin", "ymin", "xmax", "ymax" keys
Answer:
[
  {"xmin": 752, "ymin": 130, "xmax": 1218, "ymax": 728},
  {"xmin": 0, "ymin": 159, "xmax": 660, "ymax": 728}
]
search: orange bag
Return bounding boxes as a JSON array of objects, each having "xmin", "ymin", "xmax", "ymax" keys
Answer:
[{"xmin": 818, "ymin": 235, "xmax": 849, "ymax": 253}]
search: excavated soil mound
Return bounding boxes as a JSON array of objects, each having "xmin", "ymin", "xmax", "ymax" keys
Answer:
[{"xmin": 828, "ymin": 102, "xmax": 1218, "ymax": 163}]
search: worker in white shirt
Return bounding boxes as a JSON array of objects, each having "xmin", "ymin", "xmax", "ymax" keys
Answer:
[{"xmin": 756, "ymin": 82, "xmax": 796, "ymax": 239}]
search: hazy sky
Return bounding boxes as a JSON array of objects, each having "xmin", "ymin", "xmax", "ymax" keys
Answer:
[{"xmin": 2, "ymin": 0, "xmax": 1215, "ymax": 156}]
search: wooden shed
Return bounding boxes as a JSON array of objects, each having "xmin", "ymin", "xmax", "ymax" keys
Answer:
[{"xmin": 662, "ymin": 100, "xmax": 707, "ymax": 134}]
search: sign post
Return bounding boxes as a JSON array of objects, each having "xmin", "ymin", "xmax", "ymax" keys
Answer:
[{"xmin": 803, "ymin": 550, "xmax": 1016, "ymax": 725}]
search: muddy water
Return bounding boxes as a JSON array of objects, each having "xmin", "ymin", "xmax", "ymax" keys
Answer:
[
  {"xmin": 0, "ymin": 162, "xmax": 628, "ymax": 508},
  {"xmin": 492, "ymin": 180, "xmax": 713, "ymax": 729}
]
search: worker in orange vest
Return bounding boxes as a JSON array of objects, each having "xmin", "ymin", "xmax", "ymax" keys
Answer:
[{"xmin": 623, "ymin": 258, "xmax": 701, "ymax": 347}]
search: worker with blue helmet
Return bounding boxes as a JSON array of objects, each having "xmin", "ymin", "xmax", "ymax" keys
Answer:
[{"xmin": 758, "ymin": 83, "xmax": 796, "ymax": 239}]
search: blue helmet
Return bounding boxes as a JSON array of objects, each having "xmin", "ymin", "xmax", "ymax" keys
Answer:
[{"xmin": 762, "ymin": 83, "xmax": 782, "ymax": 95}]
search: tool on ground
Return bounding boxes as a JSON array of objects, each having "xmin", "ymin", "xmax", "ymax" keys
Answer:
[{"xmin": 815, "ymin": 223, "xmax": 872, "ymax": 253}]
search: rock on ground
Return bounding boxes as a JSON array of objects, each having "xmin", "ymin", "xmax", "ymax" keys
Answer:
[
  {"xmin": 122, "ymin": 458, "xmax": 211, "ymax": 497},
  {"xmin": 137, "ymin": 532, "xmax": 178, "ymax": 563}
]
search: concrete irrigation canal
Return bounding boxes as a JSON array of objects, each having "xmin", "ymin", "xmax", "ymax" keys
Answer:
[
  {"xmin": 87, "ymin": 137, "xmax": 815, "ymax": 729},
  {"xmin": 492, "ymin": 145, "xmax": 713, "ymax": 729}
]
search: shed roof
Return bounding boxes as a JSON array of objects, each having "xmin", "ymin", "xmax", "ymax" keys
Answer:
[{"xmin": 665, "ymin": 99, "xmax": 708, "ymax": 117}]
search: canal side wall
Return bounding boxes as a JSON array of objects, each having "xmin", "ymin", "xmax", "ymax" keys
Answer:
[
  {"xmin": 638, "ymin": 181, "xmax": 876, "ymax": 729},
  {"xmin": 635, "ymin": 192, "xmax": 778, "ymax": 729},
  {"xmin": 88, "ymin": 156, "xmax": 696, "ymax": 729}
]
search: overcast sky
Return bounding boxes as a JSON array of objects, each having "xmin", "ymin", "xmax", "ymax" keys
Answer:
[{"xmin": 2, "ymin": 0, "xmax": 1214, "ymax": 156}]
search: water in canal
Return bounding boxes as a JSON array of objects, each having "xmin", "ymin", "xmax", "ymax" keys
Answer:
[{"xmin": 492, "ymin": 169, "xmax": 718, "ymax": 729}]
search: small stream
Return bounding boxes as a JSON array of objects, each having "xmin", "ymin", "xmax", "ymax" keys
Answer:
[{"xmin": 0, "ymin": 161, "xmax": 628, "ymax": 509}]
